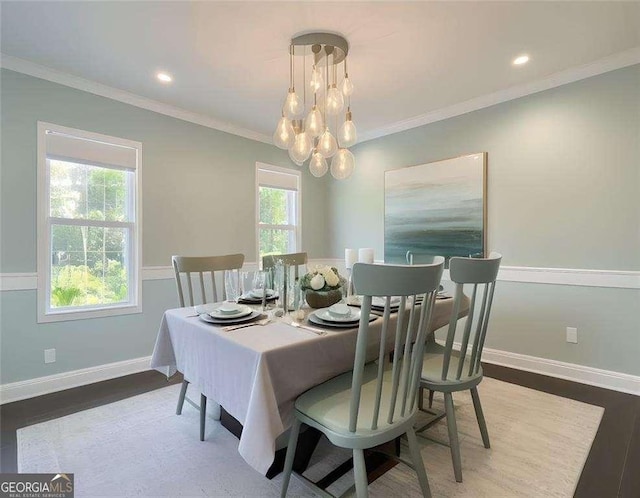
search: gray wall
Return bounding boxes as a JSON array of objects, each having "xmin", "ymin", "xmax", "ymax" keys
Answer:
[
  {"xmin": 328, "ymin": 64, "xmax": 640, "ymax": 376},
  {"xmin": 0, "ymin": 68, "xmax": 329, "ymax": 383},
  {"xmin": 1, "ymin": 65, "xmax": 639, "ymax": 385}
]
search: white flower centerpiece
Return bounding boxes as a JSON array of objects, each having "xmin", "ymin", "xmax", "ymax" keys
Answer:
[{"xmin": 300, "ymin": 265, "xmax": 346, "ymax": 309}]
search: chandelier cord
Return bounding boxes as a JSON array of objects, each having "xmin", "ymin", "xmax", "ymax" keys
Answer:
[
  {"xmin": 289, "ymin": 44, "xmax": 294, "ymax": 91},
  {"xmin": 325, "ymin": 49, "xmax": 329, "ymax": 126}
]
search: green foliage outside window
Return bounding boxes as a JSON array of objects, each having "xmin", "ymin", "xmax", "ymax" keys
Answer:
[
  {"xmin": 49, "ymin": 161, "xmax": 130, "ymax": 308},
  {"xmin": 259, "ymin": 186, "xmax": 296, "ymax": 258}
]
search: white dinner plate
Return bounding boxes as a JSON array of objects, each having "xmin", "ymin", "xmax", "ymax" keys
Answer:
[
  {"xmin": 308, "ymin": 312, "xmax": 377, "ymax": 329},
  {"xmin": 208, "ymin": 304, "xmax": 253, "ymax": 320},
  {"xmin": 249, "ymin": 289, "xmax": 275, "ymax": 299},
  {"xmin": 314, "ymin": 307, "xmax": 361, "ymax": 323},
  {"xmin": 199, "ymin": 310, "xmax": 261, "ymax": 325}
]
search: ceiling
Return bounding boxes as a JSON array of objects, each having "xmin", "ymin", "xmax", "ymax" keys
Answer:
[{"xmin": 2, "ymin": 1, "xmax": 639, "ymax": 143}]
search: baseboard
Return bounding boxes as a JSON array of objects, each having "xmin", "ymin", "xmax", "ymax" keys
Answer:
[
  {"xmin": 2, "ymin": 343, "xmax": 638, "ymax": 406},
  {"xmin": 480, "ymin": 347, "xmax": 640, "ymax": 396},
  {"xmin": 0, "ymin": 356, "xmax": 152, "ymax": 405}
]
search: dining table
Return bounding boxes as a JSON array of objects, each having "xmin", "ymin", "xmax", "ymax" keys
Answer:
[{"xmin": 150, "ymin": 295, "xmax": 469, "ymax": 476}]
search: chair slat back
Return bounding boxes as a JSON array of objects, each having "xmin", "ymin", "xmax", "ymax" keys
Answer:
[
  {"xmin": 405, "ymin": 251, "xmax": 440, "ymax": 265},
  {"xmin": 172, "ymin": 254, "xmax": 245, "ymax": 307},
  {"xmin": 351, "ymin": 259, "xmax": 444, "ymax": 433},
  {"xmin": 440, "ymin": 252, "xmax": 501, "ymax": 381},
  {"xmin": 262, "ymin": 252, "xmax": 307, "ymax": 308},
  {"xmin": 262, "ymin": 252, "xmax": 307, "ymax": 280}
]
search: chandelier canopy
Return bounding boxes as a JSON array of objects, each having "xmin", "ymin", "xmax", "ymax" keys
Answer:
[{"xmin": 274, "ymin": 32, "xmax": 357, "ymax": 180}]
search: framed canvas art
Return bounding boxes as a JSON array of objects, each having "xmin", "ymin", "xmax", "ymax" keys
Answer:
[{"xmin": 384, "ymin": 153, "xmax": 487, "ymax": 265}]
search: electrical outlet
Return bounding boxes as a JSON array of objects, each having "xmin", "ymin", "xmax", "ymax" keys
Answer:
[
  {"xmin": 566, "ymin": 327, "xmax": 578, "ymax": 344},
  {"xmin": 44, "ymin": 348, "xmax": 56, "ymax": 364}
]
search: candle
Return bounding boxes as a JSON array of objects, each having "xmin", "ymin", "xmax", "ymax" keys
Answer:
[
  {"xmin": 345, "ymin": 248, "xmax": 357, "ymax": 269},
  {"xmin": 358, "ymin": 248, "xmax": 374, "ymax": 264}
]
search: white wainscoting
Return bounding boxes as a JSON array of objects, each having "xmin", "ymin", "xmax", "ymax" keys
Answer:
[
  {"xmin": 1, "ymin": 260, "xmax": 639, "ymax": 403},
  {"xmin": 312, "ymin": 259, "xmax": 640, "ymax": 289},
  {"xmin": 3, "ymin": 262, "xmax": 639, "ymax": 291}
]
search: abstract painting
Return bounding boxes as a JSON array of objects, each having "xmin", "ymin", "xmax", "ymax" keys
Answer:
[{"xmin": 384, "ymin": 153, "xmax": 487, "ymax": 265}]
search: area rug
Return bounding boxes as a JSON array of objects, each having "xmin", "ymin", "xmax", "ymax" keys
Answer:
[{"xmin": 17, "ymin": 377, "xmax": 603, "ymax": 497}]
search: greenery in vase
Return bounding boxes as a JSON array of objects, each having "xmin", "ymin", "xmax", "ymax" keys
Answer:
[{"xmin": 300, "ymin": 265, "xmax": 346, "ymax": 292}]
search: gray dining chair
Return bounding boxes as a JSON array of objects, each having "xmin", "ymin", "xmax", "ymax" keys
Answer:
[
  {"xmin": 262, "ymin": 252, "xmax": 307, "ymax": 309},
  {"xmin": 281, "ymin": 259, "xmax": 445, "ymax": 498},
  {"xmin": 172, "ymin": 253, "xmax": 245, "ymax": 441},
  {"xmin": 419, "ymin": 252, "xmax": 501, "ymax": 482}
]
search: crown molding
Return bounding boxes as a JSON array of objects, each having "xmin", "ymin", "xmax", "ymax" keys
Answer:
[
  {"xmin": 0, "ymin": 54, "xmax": 272, "ymax": 145},
  {"xmin": 2, "ymin": 47, "xmax": 639, "ymax": 147},
  {"xmin": 358, "ymin": 46, "xmax": 640, "ymax": 143}
]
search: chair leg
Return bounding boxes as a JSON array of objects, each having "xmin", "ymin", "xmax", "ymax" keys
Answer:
[
  {"xmin": 280, "ymin": 418, "xmax": 302, "ymax": 498},
  {"xmin": 444, "ymin": 392, "xmax": 463, "ymax": 482},
  {"xmin": 176, "ymin": 380, "xmax": 189, "ymax": 415},
  {"xmin": 470, "ymin": 387, "xmax": 490, "ymax": 449},
  {"xmin": 352, "ymin": 448, "xmax": 369, "ymax": 498},
  {"xmin": 428, "ymin": 389, "xmax": 435, "ymax": 409},
  {"xmin": 200, "ymin": 394, "xmax": 207, "ymax": 442},
  {"xmin": 406, "ymin": 427, "xmax": 432, "ymax": 498},
  {"xmin": 418, "ymin": 387, "xmax": 425, "ymax": 411}
]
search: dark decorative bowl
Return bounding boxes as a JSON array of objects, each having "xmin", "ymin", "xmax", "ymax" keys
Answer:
[{"xmin": 305, "ymin": 289, "xmax": 343, "ymax": 309}]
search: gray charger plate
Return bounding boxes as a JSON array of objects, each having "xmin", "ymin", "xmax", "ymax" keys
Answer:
[
  {"xmin": 308, "ymin": 312, "xmax": 378, "ymax": 329},
  {"xmin": 199, "ymin": 310, "xmax": 261, "ymax": 325},
  {"xmin": 238, "ymin": 295, "xmax": 278, "ymax": 304}
]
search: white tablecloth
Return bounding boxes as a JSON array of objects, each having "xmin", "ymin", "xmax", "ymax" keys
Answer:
[{"xmin": 150, "ymin": 298, "xmax": 466, "ymax": 474}]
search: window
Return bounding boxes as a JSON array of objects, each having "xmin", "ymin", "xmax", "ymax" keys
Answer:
[
  {"xmin": 256, "ymin": 163, "xmax": 301, "ymax": 260},
  {"xmin": 37, "ymin": 122, "xmax": 142, "ymax": 322}
]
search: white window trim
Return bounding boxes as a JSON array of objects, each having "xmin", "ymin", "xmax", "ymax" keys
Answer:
[
  {"xmin": 37, "ymin": 122, "xmax": 143, "ymax": 323},
  {"xmin": 255, "ymin": 162, "xmax": 302, "ymax": 264}
]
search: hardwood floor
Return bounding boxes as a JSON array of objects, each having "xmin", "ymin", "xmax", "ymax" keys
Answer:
[
  {"xmin": 1, "ymin": 365, "xmax": 638, "ymax": 497},
  {"xmin": 482, "ymin": 364, "xmax": 640, "ymax": 498}
]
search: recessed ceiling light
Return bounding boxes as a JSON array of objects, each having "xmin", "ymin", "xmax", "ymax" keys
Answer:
[
  {"xmin": 156, "ymin": 72, "xmax": 173, "ymax": 83},
  {"xmin": 513, "ymin": 55, "xmax": 529, "ymax": 66}
]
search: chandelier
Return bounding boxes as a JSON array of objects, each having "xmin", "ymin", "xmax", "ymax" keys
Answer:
[{"xmin": 273, "ymin": 33, "xmax": 356, "ymax": 180}]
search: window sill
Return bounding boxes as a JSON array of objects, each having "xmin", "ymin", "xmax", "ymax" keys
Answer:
[{"xmin": 37, "ymin": 303, "xmax": 142, "ymax": 324}]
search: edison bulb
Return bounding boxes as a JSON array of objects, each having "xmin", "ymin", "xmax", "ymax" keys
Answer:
[
  {"xmin": 326, "ymin": 85, "xmax": 344, "ymax": 115},
  {"xmin": 309, "ymin": 151, "xmax": 328, "ymax": 177},
  {"xmin": 330, "ymin": 148, "xmax": 355, "ymax": 180},
  {"xmin": 288, "ymin": 147, "xmax": 304, "ymax": 166},
  {"xmin": 305, "ymin": 105, "xmax": 324, "ymax": 138},
  {"xmin": 289, "ymin": 131, "xmax": 312, "ymax": 164},
  {"xmin": 310, "ymin": 65, "xmax": 323, "ymax": 93},
  {"xmin": 273, "ymin": 116, "xmax": 295, "ymax": 149},
  {"xmin": 341, "ymin": 75, "xmax": 354, "ymax": 96},
  {"xmin": 338, "ymin": 116, "xmax": 357, "ymax": 148},
  {"xmin": 317, "ymin": 128, "xmax": 337, "ymax": 158},
  {"xmin": 283, "ymin": 90, "xmax": 303, "ymax": 119}
]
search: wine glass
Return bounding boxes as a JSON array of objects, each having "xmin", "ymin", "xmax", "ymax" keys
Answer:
[
  {"xmin": 224, "ymin": 270, "xmax": 240, "ymax": 302},
  {"xmin": 252, "ymin": 270, "xmax": 267, "ymax": 294}
]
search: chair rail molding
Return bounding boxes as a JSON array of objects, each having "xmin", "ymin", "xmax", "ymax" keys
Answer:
[
  {"xmin": 311, "ymin": 260, "xmax": 640, "ymax": 289},
  {"xmin": 2, "ymin": 263, "xmax": 640, "ymax": 291}
]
